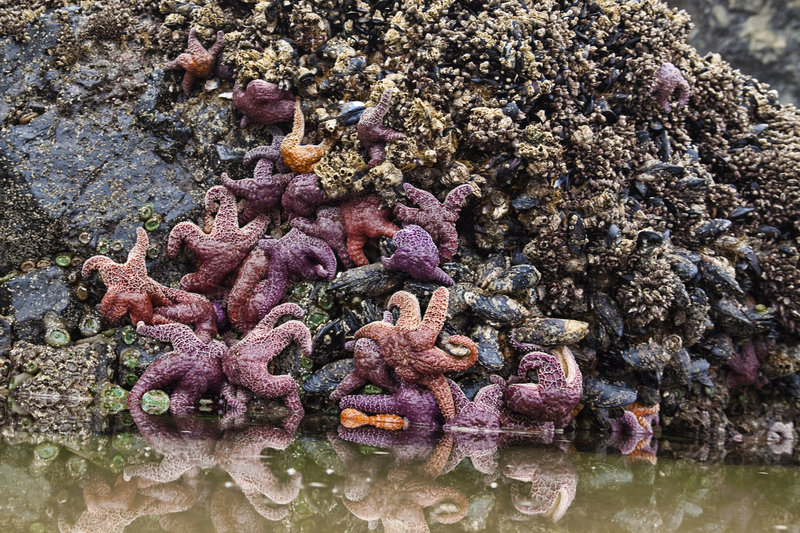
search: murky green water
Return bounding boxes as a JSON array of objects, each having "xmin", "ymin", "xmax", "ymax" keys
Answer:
[{"xmin": 1, "ymin": 411, "xmax": 797, "ymax": 533}]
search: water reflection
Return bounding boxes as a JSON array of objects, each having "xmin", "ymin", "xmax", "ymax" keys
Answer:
[{"xmin": 0, "ymin": 410, "xmax": 797, "ymax": 532}]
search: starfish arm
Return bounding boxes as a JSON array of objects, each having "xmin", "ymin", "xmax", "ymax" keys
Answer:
[
  {"xmin": 244, "ymin": 144, "xmax": 282, "ymax": 166},
  {"xmin": 136, "ymin": 321, "xmax": 204, "ymax": 354},
  {"xmin": 420, "ymin": 374, "xmax": 456, "ymax": 421},
  {"xmin": 415, "ymin": 287, "xmax": 449, "ymax": 346},
  {"xmin": 81, "ymin": 254, "xmax": 114, "ymax": 279},
  {"xmin": 168, "ymin": 221, "xmax": 203, "ymax": 257},
  {"xmin": 126, "ymin": 227, "xmax": 151, "ymax": 279},
  {"xmin": 100, "ymin": 291, "xmax": 153, "ymax": 325},
  {"xmin": 429, "ymin": 267, "xmax": 455, "ymax": 286},
  {"xmin": 166, "ymin": 52, "xmax": 194, "ymax": 70},
  {"xmin": 366, "ymin": 144, "xmax": 386, "ymax": 167},
  {"xmin": 240, "ymin": 215, "xmax": 269, "ymax": 245},
  {"xmin": 128, "ymin": 351, "xmax": 193, "ymax": 405},
  {"xmin": 220, "ymin": 172, "xmax": 257, "ymax": 199},
  {"xmin": 437, "ymin": 233, "xmax": 459, "ymax": 262},
  {"xmin": 205, "ymin": 184, "xmax": 240, "ymax": 234},
  {"xmin": 255, "ymin": 264, "xmax": 289, "ymax": 317},
  {"xmin": 242, "ymin": 491, "xmax": 291, "ymax": 520},
  {"xmin": 446, "ymin": 378, "xmax": 470, "ymax": 413},
  {"xmin": 354, "ymin": 321, "xmax": 393, "ymax": 342},
  {"xmin": 403, "ymin": 183, "xmax": 440, "ymax": 210},
  {"xmin": 207, "ymin": 30, "xmax": 225, "ymax": 57},
  {"xmin": 373, "ymin": 124, "xmax": 405, "ymax": 143},
  {"xmin": 330, "ymin": 373, "xmax": 368, "ymax": 402},
  {"xmin": 288, "ymin": 216, "xmax": 315, "ymax": 235},
  {"xmin": 181, "ymin": 73, "xmax": 195, "ymax": 97},
  {"xmin": 393, "ymin": 203, "xmax": 421, "ymax": 224},
  {"xmin": 374, "ymin": 89, "xmax": 393, "ymax": 119},
  {"xmin": 254, "ymin": 302, "xmax": 305, "ymax": 333},
  {"xmin": 185, "ymin": 27, "xmax": 203, "ymax": 53},
  {"xmin": 346, "ymin": 233, "xmax": 370, "ymax": 267},
  {"xmin": 248, "ymin": 80, "xmax": 293, "ymax": 103},
  {"xmin": 339, "ymin": 392, "xmax": 399, "ymax": 414},
  {"xmin": 443, "ymin": 183, "xmax": 476, "ymax": 213},
  {"xmin": 387, "ymin": 291, "xmax": 421, "ymax": 329}
]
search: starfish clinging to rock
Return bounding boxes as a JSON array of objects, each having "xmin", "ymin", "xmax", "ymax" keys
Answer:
[
  {"xmin": 232, "ymin": 79, "xmax": 295, "ymax": 127},
  {"xmin": 154, "ymin": 285, "xmax": 219, "ymax": 342},
  {"xmin": 168, "ymin": 184, "xmax": 268, "ymax": 293},
  {"xmin": 281, "ymin": 99, "xmax": 334, "ymax": 173},
  {"xmin": 256, "ymin": 228, "xmax": 337, "ymax": 316},
  {"xmin": 393, "ymin": 183, "xmax": 476, "ymax": 261},
  {"xmin": 354, "ymin": 288, "xmax": 478, "ymax": 421},
  {"xmin": 290, "ymin": 206, "xmax": 354, "ymax": 268},
  {"xmin": 128, "ymin": 321, "xmax": 227, "ymax": 415},
  {"xmin": 341, "ymin": 195, "xmax": 401, "ymax": 266},
  {"xmin": 167, "ymin": 28, "xmax": 225, "ymax": 96},
  {"xmin": 651, "ymin": 62, "xmax": 690, "ymax": 113},
  {"xmin": 357, "ymin": 89, "xmax": 405, "ymax": 167},
  {"xmin": 227, "ymin": 248, "xmax": 271, "ymax": 333},
  {"xmin": 82, "ymin": 227, "xmax": 172, "ymax": 325},
  {"xmin": 281, "ymin": 173, "xmax": 330, "ymax": 220},
  {"xmin": 222, "ymin": 303, "xmax": 312, "ymax": 413},
  {"xmin": 382, "ymin": 224, "xmax": 454, "ymax": 286}
]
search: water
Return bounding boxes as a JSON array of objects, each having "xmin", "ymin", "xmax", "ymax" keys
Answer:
[{"xmin": 1, "ymin": 410, "xmax": 797, "ymax": 533}]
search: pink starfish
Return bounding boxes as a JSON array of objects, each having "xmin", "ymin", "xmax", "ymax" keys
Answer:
[
  {"xmin": 393, "ymin": 183, "xmax": 476, "ymax": 261},
  {"xmin": 154, "ymin": 285, "xmax": 219, "ymax": 342},
  {"xmin": 232, "ymin": 79, "xmax": 295, "ymax": 127},
  {"xmin": 357, "ymin": 89, "xmax": 405, "ymax": 167},
  {"xmin": 82, "ymin": 227, "xmax": 172, "ymax": 325},
  {"xmin": 168, "ymin": 184, "xmax": 268, "ymax": 293},
  {"xmin": 290, "ymin": 206, "xmax": 354, "ymax": 268},
  {"xmin": 227, "ymin": 247, "xmax": 271, "ymax": 333},
  {"xmin": 166, "ymin": 28, "xmax": 225, "ymax": 96},
  {"xmin": 222, "ymin": 303, "xmax": 312, "ymax": 413}
]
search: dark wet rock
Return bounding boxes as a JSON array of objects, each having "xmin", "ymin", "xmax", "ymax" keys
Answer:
[
  {"xmin": 699, "ymin": 256, "xmax": 743, "ymax": 297},
  {"xmin": 0, "ymin": 316, "xmax": 10, "ymax": 392},
  {"xmin": 703, "ymin": 334, "xmax": 736, "ymax": 363},
  {"xmin": 440, "ymin": 262, "xmax": 475, "ymax": 284},
  {"xmin": 472, "ymin": 325, "xmax": 504, "ymax": 371},
  {"xmin": 0, "ymin": 267, "xmax": 78, "ymax": 343},
  {"xmin": 711, "ymin": 298, "xmax": 755, "ymax": 335},
  {"xmin": 463, "ymin": 290, "xmax": 528, "ymax": 327},
  {"xmin": 514, "ymin": 318, "xmax": 589, "ymax": 346},
  {"xmin": 312, "ymin": 318, "xmax": 348, "ymax": 366},
  {"xmin": 271, "ymin": 343, "xmax": 309, "ymax": 381},
  {"xmin": 302, "ymin": 358, "xmax": 354, "ymax": 394},
  {"xmin": 690, "ymin": 219, "xmax": 731, "ymax": 245},
  {"xmin": 486, "ymin": 264, "xmax": 541, "ymax": 294},
  {"xmin": 583, "ymin": 377, "xmax": 637, "ymax": 408},
  {"xmin": 593, "ymin": 292, "xmax": 623, "ymax": 338},
  {"xmin": 668, "ymin": 252, "xmax": 699, "ymax": 281},
  {"xmin": 329, "ymin": 264, "xmax": 403, "ymax": 300}
]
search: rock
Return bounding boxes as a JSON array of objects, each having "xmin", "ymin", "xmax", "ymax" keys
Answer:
[
  {"xmin": 302, "ymin": 358, "xmax": 354, "ymax": 394},
  {"xmin": 0, "ymin": 267, "xmax": 77, "ymax": 342},
  {"xmin": 329, "ymin": 264, "xmax": 403, "ymax": 300},
  {"xmin": 514, "ymin": 318, "xmax": 589, "ymax": 346}
]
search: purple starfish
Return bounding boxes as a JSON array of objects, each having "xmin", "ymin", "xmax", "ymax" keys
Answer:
[
  {"xmin": 281, "ymin": 173, "xmax": 330, "ymax": 220},
  {"xmin": 393, "ymin": 183, "xmax": 476, "ymax": 261},
  {"xmin": 232, "ymin": 79, "xmax": 295, "ymax": 128},
  {"xmin": 167, "ymin": 28, "xmax": 224, "ymax": 96},
  {"xmin": 168, "ymin": 185, "xmax": 268, "ymax": 293},
  {"xmin": 223, "ymin": 130, "xmax": 293, "ymax": 225},
  {"xmin": 339, "ymin": 380, "xmax": 442, "ymax": 427},
  {"xmin": 154, "ymin": 285, "xmax": 219, "ymax": 342},
  {"xmin": 256, "ymin": 228, "xmax": 337, "ymax": 317},
  {"xmin": 222, "ymin": 303, "xmax": 312, "ymax": 413},
  {"xmin": 290, "ymin": 206, "xmax": 354, "ymax": 268},
  {"xmin": 503, "ymin": 346, "xmax": 583, "ymax": 429},
  {"xmin": 381, "ymin": 225, "xmax": 454, "ymax": 286},
  {"xmin": 128, "ymin": 321, "xmax": 228, "ymax": 415},
  {"xmin": 651, "ymin": 62, "xmax": 690, "ymax": 112},
  {"xmin": 357, "ymin": 89, "xmax": 405, "ymax": 167},
  {"xmin": 227, "ymin": 248, "xmax": 270, "ymax": 334}
]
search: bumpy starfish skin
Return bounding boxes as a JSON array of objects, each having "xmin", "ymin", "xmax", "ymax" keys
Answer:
[
  {"xmin": 651, "ymin": 62, "xmax": 690, "ymax": 112},
  {"xmin": 82, "ymin": 227, "xmax": 172, "ymax": 325},
  {"xmin": 154, "ymin": 285, "xmax": 218, "ymax": 341},
  {"xmin": 502, "ymin": 447, "xmax": 578, "ymax": 522},
  {"xmin": 610, "ymin": 402, "xmax": 660, "ymax": 437},
  {"xmin": 128, "ymin": 321, "xmax": 227, "ymax": 414},
  {"xmin": 168, "ymin": 184, "xmax": 268, "ymax": 293},
  {"xmin": 290, "ymin": 206, "xmax": 354, "ymax": 268},
  {"xmin": 340, "ymin": 381, "xmax": 441, "ymax": 426},
  {"xmin": 222, "ymin": 303, "xmax": 312, "ymax": 412},
  {"xmin": 224, "ymin": 133, "xmax": 293, "ymax": 225},
  {"xmin": 357, "ymin": 89, "xmax": 405, "ymax": 167},
  {"xmin": 281, "ymin": 173, "xmax": 330, "ymax": 220},
  {"xmin": 232, "ymin": 79, "xmax": 294, "ymax": 127},
  {"xmin": 355, "ymin": 288, "xmax": 478, "ymax": 421},
  {"xmin": 341, "ymin": 195, "xmax": 401, "ymax": 266},
  {"xmin": 382, "ymin": 225, "xmax": 454, "ymax": 285},
  {"xmin": 227, "ymin": 248, "xmax": 270, "ymax": 333},
  {"xmin": 167, "ymin": 28, "xmax": 224, "ymax": 96},
  {"xmin": 393, "ymin": 183, "xmax": 476, "ymax": 261},
  {"xmin": 256, "ymin": 228, "xmax": 337, "ymax": 316},
  {"xmin": 503, "ymin": 346, "xmax": 583, "ymax": 428},
  {"xmin": 280, "ymin": 99, "xmax": 334, "ymax": 173}
]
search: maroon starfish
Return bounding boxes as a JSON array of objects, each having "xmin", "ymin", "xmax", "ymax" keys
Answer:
[
  {"xmin": 82, "ymin": 227, "xmax": 172, "ymax": 325},
  {"xmin": 281, "ymin": 173, "xmax": 330, "ymax": 220},
  {"xmin": 222, "ymin": 303, "xmax": 312, "ymax": 413},
  {"xmin": 290, "ymin": 206, "xmax": 354, "ymax": 268},
  {"xmin": 232, "ymin": 79, "xmax": 295, "ymax": 128},
  {"xmin": 167, "ymin": 28, "xmax": 224, "ymax": 96},
  {"xmin": 227, "ymin": 247, "xmax": 271, "ymax": 333},
  {"xmin": 256, "ymin": 228, "xmax": 337, "ymax": 317},
  {"xmin": 393, "ymin": 183, "xmax": 476, "ymax": 261},
  {"xmin": 128, "ymin": 321, "xmax": 227, "ymax": 415},
  {"xmin": 357, "ymin": 89, "xmax": 405, "ymax": 167},
  {"xmin": 168, "ymin": 184, "xmax": 268, "ymax": 293},
  {"xmin": 154, "ymin": 285, "xmax": 218, "ymax": 342},
  {"xmin": 341, "ymin": 195, "xmax": 401, "ymax": 267}
]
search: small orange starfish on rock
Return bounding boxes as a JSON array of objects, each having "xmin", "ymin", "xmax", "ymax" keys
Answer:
[
  {"xmin": 166, "ymin": 28, "xmax": 224, "ymax": 96},
  {"xmin": 280, "ymin": 99, "xmax": 334, "ymax": 173},
  {"xmin": 355, "ymin": 288, "xmax": 478, "ymax": 421}
]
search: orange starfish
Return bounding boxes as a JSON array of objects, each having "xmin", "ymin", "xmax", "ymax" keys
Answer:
[
  {"xmin": 355, "ymin": 288, "xmax": 478, "ymax": 421},
  {"xmin": 340, "ymin": 195, "xmax": 400, "ymax": 266},
  {"xmin": 280, "ymin": 99, "xmax": 334, "ymax": 173},
  {"xmin": 166, "ymin": 28, "xmax": 224, "ymax": 96}
]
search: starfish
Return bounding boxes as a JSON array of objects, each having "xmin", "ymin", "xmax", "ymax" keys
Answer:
[
  {"xmin": 168, "ymin": 184, "xmax": 268, "ymax": 293},
  {"xmin": 502, "ymin": 447, "xmax": 578, "ymax": 522},
  {"xmin": 222, "ymin": 303, "xmax": 312, "ymax": 413},
  {"xmin": 227, "ymin": 247, "xmax": 270, "ymax": 333},
  {"xmin": 82, "ymin": 227, "xmax": 172, "ymax": 325},
  {"xmin": 355, "ymin": 288, "xmax": 478, "ymax": 421},
  {"xmin": 280, "ymin": 99, "xmax": 334, "ymax": 173},
  {"xmin": 341, "ymin": 195, "xmax": 401, "ymax": 266},
  {"xmin": 382, "ymin": 225, "xmax": 454, "ymax": 286},
  {"xmin": 340, "ymin": 381, "xmax": 441, "ymax": 427},
  {"xmin": 154, "ymin": 285, "xmax": 218, "ymax": 341},
  {"xmin": 223, "ymin": 129, "xmax": 293, "ymax": 225},
  {"xmin": 128, "ymin": 321, "xmax": 227, "ymax": 415},
  {"xmin": 166, "ymin": 28, "xmax": 225, "ymax": 96},
  {"xmin": 610, "ymin": 402, "xmax": 660, "ymax": 437},
  {"xmin": 281, "ymin": 173, "xmax": 330, "ymax": 220},
  {"xmin": 256, "ymin": 228, "xmax": 337, "ymax": 317},
  {"xmin": 232, "ymin": 79, "xmax": 295, "ymax": 127},
  {"xmin": 651, "ymin": 62, "xmax": 690, "ymax": 112},
  {"xmin": 290, "ymin": 206, "xmax": 354, "ymax": 268},
  {"xmin": 503, "ymin": 345, "xmax": 583, "ymax": 429},
  {"xmin": 125, "ymin": 406, "xmax": 220, "ymax": 485},
  {"xmin": 357, "ymin": 89, "xmax": 405, "ymax": 167},
  {"xmin": 393, "ymin": 183, "xmax": 476, "ymax": 261}
]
